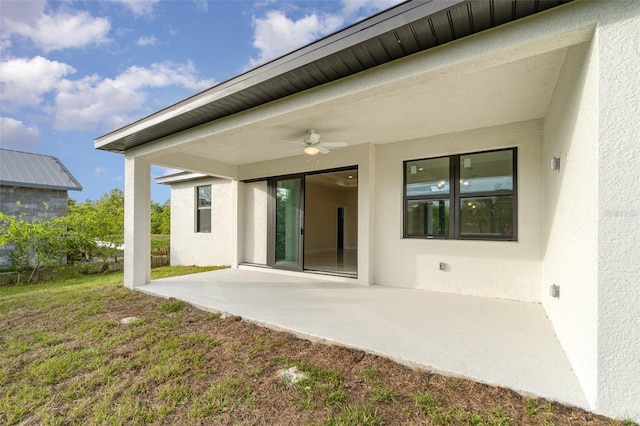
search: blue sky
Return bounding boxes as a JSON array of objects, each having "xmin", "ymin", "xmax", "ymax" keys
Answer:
[{"xmin": 1, "ymin": 0, "xmax": 401, "ymax": 203}]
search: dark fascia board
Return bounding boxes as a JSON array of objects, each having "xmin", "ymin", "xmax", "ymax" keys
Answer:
[{"xmin": 94, "ymin": 0, "xmax": 464, "ymax": 151}]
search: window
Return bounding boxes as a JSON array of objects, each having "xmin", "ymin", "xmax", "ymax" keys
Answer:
[
  {"xmin": 196, "ymin": 185, "xmax": 211, "ymax": 233},
  {"xmin": 404, "ymin": 148, "xmax": 517, "ymax": 240}
]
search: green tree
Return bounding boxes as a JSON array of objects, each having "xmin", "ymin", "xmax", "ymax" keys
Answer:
[
  {"xmin": 64, "ymin": 189, "xmax": 124, "ymax": 265},
  {"xmin": 64, "ymin": 199, "xmax": 99, "ymax": 262},
  {"xmin": 0, "ymin": 213, "xmax": 68, "ymax": 283},
  {"xmin": 88, "ymin": 188, "xmax": 124, "ymax": 263},
  {"xmin": 1, "ymin": 189, "xmax": 168, "ymax": 282},
  {"xmin": 151, "ymin": 200, "xmax": 170, "ymax": 235},
  {"xmin": 0, "ymin": 213, "xmax": 32, "ymax": 281}
]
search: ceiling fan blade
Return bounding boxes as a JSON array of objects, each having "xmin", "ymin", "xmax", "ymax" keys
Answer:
[
  {"xmin": 320, "ymin": 142, "xmax": 348, "ymax": 147},
  {"xmin": 279, "ymin": 140, "xmax": 304, "ymax": 145},
  {"xmin": 318, "ymin": 145, "xmax": 330, "ymax": 154}
]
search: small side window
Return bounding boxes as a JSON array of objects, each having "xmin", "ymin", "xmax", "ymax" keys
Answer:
[{"xmin": 196, "ymin": 185, "xmax": 211, "ymax": 233}]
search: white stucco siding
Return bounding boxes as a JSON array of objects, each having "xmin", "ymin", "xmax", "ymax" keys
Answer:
[
  {"xmin": 124, "ymin": 155, "xmax": 151, "ymax": 288},
  {"xmin": 170, "ymin": 178, "xmax": 235, "ymax": 266},
  {"xmin": 241, "ymin": 181, "xmax": 268, "ymax": 264},
  {"xmin": 542, "ymin": 40, "xmax": 599, "ymax": 407},
  {"xmin": 595, "ymin": 3, "xmax": 640, "ymax": 416},
  {"xmin": 374, "ymin": 120, "xmax": 543, "ymax": 302}
]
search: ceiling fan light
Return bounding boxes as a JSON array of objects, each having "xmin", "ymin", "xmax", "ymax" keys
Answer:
[{"xmin": 304, "ymin": 146, "xmax": 320, "ymax": 155}]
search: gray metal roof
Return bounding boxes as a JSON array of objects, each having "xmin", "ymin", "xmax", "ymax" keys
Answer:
[
  {"xmin": 0, "ymin": 149, "xmax": 83, "ymax": 191},
  {"xmin": 95, "ymin": 0, "xmax": 572, "ymax": 153}
]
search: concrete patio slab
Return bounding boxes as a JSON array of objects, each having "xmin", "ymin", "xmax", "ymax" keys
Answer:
[{"xmin": 138, "ymin": 267, "xmax": 588, "ymax": 409}]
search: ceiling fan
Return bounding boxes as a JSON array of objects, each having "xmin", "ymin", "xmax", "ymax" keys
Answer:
[{"xmin": 282, "ymin": 129, "xmax": 348, "ymax": 155}]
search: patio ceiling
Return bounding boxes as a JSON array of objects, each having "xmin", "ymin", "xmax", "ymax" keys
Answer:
[
  {"xmin": 95, "ymin": 0, "xmax": 574, "ymax": 157},
  {"xmin": 144, "ymin": 40, "xmax": 576, "ymax": 173}
]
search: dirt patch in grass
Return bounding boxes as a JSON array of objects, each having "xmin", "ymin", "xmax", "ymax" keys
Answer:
[{"xmin": 0, "ymin": 272, "xmax": 633, "ymax": 425}]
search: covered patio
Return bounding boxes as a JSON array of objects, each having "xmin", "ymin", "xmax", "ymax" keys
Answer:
[
  {"xmin": 95, "ymin": 0, "xmax": 640, "ymax": 417},
  {"xmin": 138, "ymin": 267, "xmax": 587, "ymax": 410}
]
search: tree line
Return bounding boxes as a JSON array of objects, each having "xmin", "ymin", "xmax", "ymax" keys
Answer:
[{"xmin": 0, "ymin": 189, "xmax": 170, "ymax": 283}]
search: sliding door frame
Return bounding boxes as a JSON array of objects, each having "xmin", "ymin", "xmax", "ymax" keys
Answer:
[
  {"xmin": 264, "ymin": 165, "xmax": 359, "ymax": 275},
  {"xmin": 267, "ymin": 173, "xmax": 305, "ymax": 271}
]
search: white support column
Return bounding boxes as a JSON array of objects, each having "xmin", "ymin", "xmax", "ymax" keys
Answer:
[
  {"xmin": 357, "ymin": 143, "xmax": 376, "ymax": 285},
  {"xmin": 124, "ymin": 155, "xmax": 151, "ymax": 289}
]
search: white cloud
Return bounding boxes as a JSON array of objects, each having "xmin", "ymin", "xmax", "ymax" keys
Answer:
[
  {"xmin": 136, "ymin": 35, "xmax": 158, "ymax": 46},
  {"xmin": 0, "ymin": 56, "xmax": 76, "ymax": 109},
  {"xmin": 248, "ymin": 10, "xmax": 343, "ymax": 68},
  {"xmin": 0, "ymin": 117, "xmax": 40, "ymax": 149},
  {"xmin": 54, "ymin": 61, "xmax": 216, "ymax": 132},
  {"xmin": 0, "ymin": 2, "xmax": 110, "ymax": 52},
  {"xmin": 193, "ymin": 0, "xmax": 208, "ymax": 12},
  {"xmin": 340, "ymin": 0, "xmax": 400, "ymax": 19},
  {"xmin": 113, "ymin": 0, "xmax": 159, "ymax": 17},
  {"xmin": 247, "ymin": 0, "xmax": 403, "ymax": 68},
  {"xmin": 94, "ymin": 166, "xmax": 109, "ymax": 177}
]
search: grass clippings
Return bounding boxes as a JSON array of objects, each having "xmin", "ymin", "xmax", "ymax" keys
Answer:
[{"xmin": 0, "ymin": 267, "xmax": 633, "ymax": 425}]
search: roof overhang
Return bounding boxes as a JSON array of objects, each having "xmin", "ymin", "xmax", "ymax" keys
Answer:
[
  {"xmin": 155, "ymin": 171, "xmax": 214, "ymax": 185},
  {"xmin": 95, "ymin": 0, "xmax": 573, "ymax": 154}
]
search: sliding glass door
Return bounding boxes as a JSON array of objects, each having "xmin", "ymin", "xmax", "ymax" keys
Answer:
[
  {"xmin": 273, "ymin": 176, "xmax": 303, "ymax": 270},
  {"xmin": 267, "ymin": 168, "xmax": 357, "ymax": 276}
]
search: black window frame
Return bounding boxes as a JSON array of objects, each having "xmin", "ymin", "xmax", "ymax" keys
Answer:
[
  {"xmin": 195, "ymin": 184, "xmax": 211, "ymax": 233},
  {"xmin": 403, "ymin": 147, "xmax": 517, "ymax": 241}
]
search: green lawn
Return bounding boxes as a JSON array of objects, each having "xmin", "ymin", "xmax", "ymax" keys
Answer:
[{"xmin": 0, "ymin": 268, "xmax": 632, "ymax": 425}]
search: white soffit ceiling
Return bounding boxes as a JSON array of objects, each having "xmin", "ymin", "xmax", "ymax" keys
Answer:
[{"xmin": 155, "ymin": 44, "xmax": 569, "ymax": 167}]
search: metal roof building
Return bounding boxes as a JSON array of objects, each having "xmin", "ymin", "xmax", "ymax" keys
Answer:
[{"xmin": 0, "ymin": 149, "xmax": 82, "ymax": 191}]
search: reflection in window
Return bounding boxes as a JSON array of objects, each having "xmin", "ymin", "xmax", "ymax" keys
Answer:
[
  {"xmin": 196, "ymin": 185, "xmax": 211, "ymax": 233},
  {"xmin": 459, "ymin": 196, "xmax": 513, "ymax": 237},
  {"xmin": 407, "ymin": 199, "xmax": 450, "ymax": 237},
  {"xmin": 460, "ymin": 150, "xmax": 513, "ymax": 193},
  {"xmin": 275, "ymin": 178, "xmax": 301, "ymax": 267},
  {"xmin": 405, "ymin": 157, "xmax": 450, "ymax": 196},
  {"xmin": 404, "ymin": 148, "xmax": 516, "ymax": 240}
]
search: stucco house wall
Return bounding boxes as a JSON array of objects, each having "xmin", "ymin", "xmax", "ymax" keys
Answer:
[
  {"xmin": 593, "ymin": 4, "xmax": 640, "ymax": 415},
  {"xmin": 169, "ymin": 178, "xmax": 235, "ymax": 267},
  {"xmin": 541, "ymin": 39, "xmax": 599, "ymax": 407},
  {"xmin": 241, "ymin": 181, "xmax": 268, "ymax": 265},
  {"xmin": 375, "ymin": 120, "xmax": 543, "ymax": 302}
]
